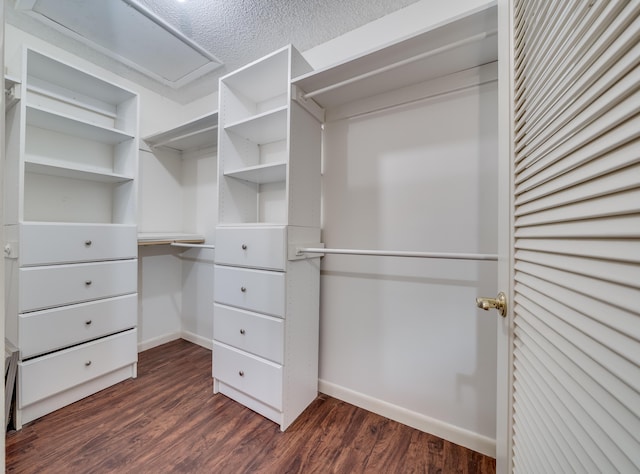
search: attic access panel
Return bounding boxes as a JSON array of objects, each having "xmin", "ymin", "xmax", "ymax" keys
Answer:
[{"xmin": 15, "ymin": 0, "xmax": 224, "ymax": 89}]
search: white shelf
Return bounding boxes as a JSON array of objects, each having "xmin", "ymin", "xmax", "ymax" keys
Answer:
[
  {"xmin": 26, "ymin": 105, "xmax": 135, "ymax": 145},
  {"xmin": 25, "ymin": 159, "xmax": 133, "ymax": 183},
  {"xmin": 27, "ymin": 49, "xmax": 136, "ymax": 108},
  {"xmin": 224, "ymin": 106, "xmax": 287, "ymax": 144},
  {"xmin": 224, "ymin": 162, "xmax": 287, "ymax": 184},
  {"xmin": 144, "ymin": 111, "xmax": 218, "ymax": 153},
  {"xmin": 292, "ymin": 3, "xmax": 497, "ymax": 108}
]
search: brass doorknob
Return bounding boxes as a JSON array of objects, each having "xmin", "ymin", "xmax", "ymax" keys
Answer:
[{"xmin": 476, "ymin": 292, "xmax": 507, "ymax": 317}]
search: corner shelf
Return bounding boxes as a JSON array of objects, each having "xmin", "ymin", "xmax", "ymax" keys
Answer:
[{"xmin": 143, "ymin": 111, "xmax": 218, "ymax": 154}]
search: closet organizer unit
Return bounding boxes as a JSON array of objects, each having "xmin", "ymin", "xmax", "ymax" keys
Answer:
[
  {"xmin": 4, "ymin": 48, "xmax": 139, "ymax": 428},
  {"xmin": 213, "ymin": 45, "xmax": 323, "ymax": 430}
]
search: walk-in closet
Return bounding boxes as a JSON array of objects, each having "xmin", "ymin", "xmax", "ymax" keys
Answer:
[{"xmin": 3, "ymin": 1, "xmax": 639, "ymax": 472}]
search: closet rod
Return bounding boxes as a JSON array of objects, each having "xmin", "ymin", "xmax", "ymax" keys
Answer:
[
  {"xmin": 302, "ymin": 29, "xmax": 497, "ymax": 100},
  {"xmin": 297, "ymin": 247, "xmax": 497, "ymax": 261},
  {"xmin": 170, "ymin": 243, "xmax": 216, "ymax": 249}
]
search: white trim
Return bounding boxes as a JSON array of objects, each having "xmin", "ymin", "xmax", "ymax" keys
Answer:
[
  {"xmin": 180, "ymin": 331, "xmax": 213, "ymax": 350},
  {"xmin": 318, "ymin": 379, "xmax": 496, "ymax": 458},
  {"xmin": 137, "ymin": 332, "xmax": 181, "ymax": 352}
]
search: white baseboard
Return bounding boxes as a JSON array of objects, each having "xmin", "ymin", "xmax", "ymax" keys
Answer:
[
  {"xmin": 318, "ymin": 379, "xmax": 496, "ymax": 458},
  {"xmin": 181, "ymin": 330, "xmax": 213, "ymax": 350},
  {"xmin": 137, "ymin": 332, "xmax": 181, "ymax": 352}
]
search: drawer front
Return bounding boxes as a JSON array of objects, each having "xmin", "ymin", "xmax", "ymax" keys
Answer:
[
  {"xmin": 215, "ymin": 226, "xmax": 286, "ymax": 270},
  {"xmin": 213, "ymin": 342, "xmax": 282, "ymax": 410},
  {"xmin": 19, "ymin": 294, "xmax": 137, "ymax": 359},
  {"xmin": 19, "ymin": 329, "xmax": 137, "ymax": 407},
  {"xmin": 20, "ymin": 259, "xmax": 137, "ymax": 312},
  {"xmin": 21, "ymin": 223, "xmax": 137, "ymax": 266},
  {"xmin": 214, "ymin": 304, "xmax": 283, "ymax": 364},
  {"xmin": 214, "ymin": 265, "xmax": 285, "ymax": 317}
]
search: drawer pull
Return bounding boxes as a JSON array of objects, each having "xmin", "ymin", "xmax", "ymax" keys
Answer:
[
  {"xmin": 240, "ymin": 328, "xmax": 246, "ymax": 335},
  {"xmin": 238, "ymin": 370, "xmax": 245, "ymax": 377},
  {"xmin": 85, "ymin": 240, "xmax": 92, "ymax": 246},
  {"xmin": 240, "ymin": 286, "xmax": 246, "ymax": 292},
  {"xmin": 85, "ymin": 361, "xmax": 92, "ymax": 367},
  {"xmin": 85, "ymin": 280, "xmax": 92, "ymax": 286},
  {"xmin": 241, "ymin": 244, "xmax": 247, "ymax": 250},
  {"xmin": 85, "ymin": 320, "xmax": 92, "ymax": 325}
]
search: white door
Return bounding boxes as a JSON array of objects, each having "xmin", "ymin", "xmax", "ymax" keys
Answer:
[{"xmin": 495, "ymin": 1, "xmax": 640, "ymax": 472}]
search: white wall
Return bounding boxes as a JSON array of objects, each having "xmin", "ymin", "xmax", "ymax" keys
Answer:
[
  {"xmin": 319, "ymin": 83, "xmax": 498, "ymax": 454},
  {"xmin": 137, "ymin": 145, "xmax": 217, "ymax": 350}
]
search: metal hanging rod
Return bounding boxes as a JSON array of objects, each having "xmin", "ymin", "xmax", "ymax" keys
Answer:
[
  {"xmin": 170, "ymin": 242, "xmax": 216, "ymax": 249},
  {"xmin": 302, "ymin": 29, "xmax": 497, "ymax": 100},
  {"xmin": 297, "ymin": 247, "xmax": 497, "ymax": 261}
]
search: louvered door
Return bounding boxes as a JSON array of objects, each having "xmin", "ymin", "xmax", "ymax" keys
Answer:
[{"xmin": 507, "ymin": 0, "xmax": 640, "ymax": 472}]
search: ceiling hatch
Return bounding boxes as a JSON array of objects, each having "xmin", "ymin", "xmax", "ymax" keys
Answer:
[{"xmin": 14, "ymin": 0, "xmax": 224, "ymax": 89}]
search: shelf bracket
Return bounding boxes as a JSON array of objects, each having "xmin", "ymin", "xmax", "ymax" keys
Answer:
[
  {"xmin": 4, "ymin": 241, "xmax": 19, "ymax": 259},
  {"xmin": 291, "ymin": 84, "xmax": 325, "ymax": 123},
  {"xmin": 288, "ymin": 242, "xmax": 324, "ymax": 261}
]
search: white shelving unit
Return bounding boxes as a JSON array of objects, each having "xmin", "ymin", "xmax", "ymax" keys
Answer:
[
  {"xmin": 139, "ymin": 111, "xmax": 218, "ymax": 247},
  {"xmin": 143, "ymin": 111, "xmax": 218, "ymax": 154},
  {"xmin": 214, "ymin": 45, "xmax": 323, "ymax": 430},
  {"xmin": 4, "ymin": 47, "xmax": 139, "ymax": 428}
]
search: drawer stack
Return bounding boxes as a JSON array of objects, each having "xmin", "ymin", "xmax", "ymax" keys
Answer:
[
  {"xmin": 213, "ymin": 226, "xmax": 320, "ymax": 430},
  {"xmin": 215, "ymin": 45, "xmax": 323, "ymax": 430},
  {"xmin": 8, "ymin": 223, "xmax": 139, "ymax": 427}
]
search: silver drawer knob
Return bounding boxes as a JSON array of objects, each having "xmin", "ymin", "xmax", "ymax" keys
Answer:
[
  {"xmin": 85, "ymin": 240, "xmax": 92, "ymax": 246},
  {"xmin": 85, "ymin": 361, "xmax": 92, "ymax": 367},
  {"xmin": 85, "ymin": 280, "xmax": 92, "ymax": 286},
  {"xmin": 241, "ymin": 244, "xmax": 247, "ymax": 250},
  {"xmin": 240, "ymin": 286, "xmax": 246, "ymax": 292},
  {"xmin": 85, "ymin": 320, "xmax": 92, "ymax": 325},
  {"xmin": 238, "ymin": 370, "xmax": 244, "ymax": 377},
  {"xmin": 240, "ymin": 329, "xmax": 245, "ymax": 335}
]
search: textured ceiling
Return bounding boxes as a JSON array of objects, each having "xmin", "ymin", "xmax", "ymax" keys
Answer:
[{"xmin": 7, "ymin": 0, "xmax": 421, "ymax": 104}]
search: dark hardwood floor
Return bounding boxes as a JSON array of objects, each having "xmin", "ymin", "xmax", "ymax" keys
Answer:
[{"xmin": 6, "ymin": 339, "xmax": 495, "ymax": 473}]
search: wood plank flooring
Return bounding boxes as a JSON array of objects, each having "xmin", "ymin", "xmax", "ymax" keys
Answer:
[{"xmin": 6, "ymin": 339, "xmax": 495, "ymax": 473}]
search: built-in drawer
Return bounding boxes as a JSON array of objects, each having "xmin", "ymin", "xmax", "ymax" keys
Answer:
[
  {"xmin": 214, "ymin": 303, "xmax": 283, "ymax": 364},
  {"xmin": 19, "ymin": 294, "xmax": 137, "ymax": 359},
  {"xmin": 215, "ymin": 226, "xmax": 286, "ymax": 271},
  {"xmin": 20, "ymin": 223, "xmax": 137, "ymax": 266},
  {"xmin": 19, "ymin": 259, "xmax": 137, "ymax": 312},
  {"xmin": 213, "ymin": 342, "xmax": 282, "ymax": 410},
  {"xmin": 214, "ymin": 265, "xmax": 285, "ymax": 317},
  {"xmin": 19, "ymin": 329, "xmax": 137, "ymax": 408}
]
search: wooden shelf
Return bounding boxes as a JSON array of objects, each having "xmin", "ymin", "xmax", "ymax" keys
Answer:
[
  {"xmin": 26, "ymin": 104, "xmax": 135, "ymax": 145},
  {"xmin": 144, "ymin": 111, "xmax": 218, "ymax": 153},
  {"xmin": 137, "ymin": 232, "xmax": 205, "ymax": 246},
  {"xmin": 224, "ymin": 106, "xmax": 287, "ymax": 144},
  {"xmin": 224, "ymin": 162, "xmax": 287, "ymax": 184},
  {"xmin": 292, "ymin": 3, "xmax": 497, "ymax": 109}
]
